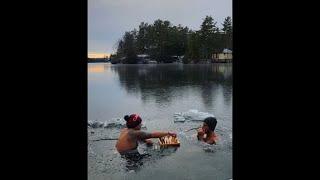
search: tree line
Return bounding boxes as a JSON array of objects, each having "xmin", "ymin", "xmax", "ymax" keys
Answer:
[{"xmin": 111, "ymin": 15, "xmax": 232, "ymax": 64}]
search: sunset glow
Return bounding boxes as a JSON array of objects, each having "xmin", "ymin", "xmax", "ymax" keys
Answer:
[{"xmin": 88, "ymin": 53, "xmax": 110, "ymax": 58}]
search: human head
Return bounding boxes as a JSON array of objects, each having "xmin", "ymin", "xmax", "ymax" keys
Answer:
[
  {"xmin": 202, "ymin": 117, "xmax": 217, "ymax": 133},
  {"xmin": 124, "ymin": 114, "xmax": 142, "ymax": 129}
]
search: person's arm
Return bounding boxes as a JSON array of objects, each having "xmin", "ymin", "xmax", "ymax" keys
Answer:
[
  {"xmin": 150, "ymin": 131, "xmax": 176, "ymax": 138},
  {"xmin": 206, "ymin": 137, "xmax": 217, "ymax": 144},
  {"xmin": 134, "ymin": 131, "xmax": 176, "ymax": 140},
  {"xmin": 206, "ymin": 138, "xmax": 216, "ymax": 144},
  {"xmin": 207, "ymin": 133, "xmax": 218, "ymax": 144},
  {"xmin": 197, "ymin": 128, "xmax": 205, "ymax": 141}
]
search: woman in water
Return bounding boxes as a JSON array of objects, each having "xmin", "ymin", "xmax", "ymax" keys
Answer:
[
  {"xmin": 197, "ymin": 117, "xmax": 219, "ymax": 144},
  {"xmin": 115, "ymin": 114, "xmax": 177, "ymax": 156}
]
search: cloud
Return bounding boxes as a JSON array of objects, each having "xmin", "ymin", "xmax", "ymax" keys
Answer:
[{"xmin": 88, "ymin": 0, "xmax": 232, "ymax": 54}]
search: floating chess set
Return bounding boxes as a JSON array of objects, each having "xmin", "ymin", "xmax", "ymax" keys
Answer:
[{"xmin": 158, "ymin": 135, "xmax": 180, "ymax": 146}]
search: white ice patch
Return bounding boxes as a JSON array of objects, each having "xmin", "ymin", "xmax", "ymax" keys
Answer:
[
  {"xmin": 88, "ymin": 118, "xmax": 125, "ymax": 128},
  {"xmin": 173, "ymin": 113, "xmax": 186, "ymax": 122},
  {"xmin": 88, "ymin": 118, "xmax": 147, "ymax": 129},
  {"xmin": 173, "ymin": 109, "xmax": 215, "ymax": 122},
  {"xmin": 88, "ymin": 120, "xmax": 104, "ymax": 128}
]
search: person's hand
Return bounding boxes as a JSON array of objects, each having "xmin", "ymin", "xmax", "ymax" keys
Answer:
[
  {"xmin": 144, "ymin": 139, "xmax": 153, "ymax": 146},
  {"xmin": 197, "ymin": 128, "xmax": 204, "ymax": 136},
  {"xmin": 168, "ymin": 132, "xmax": 177, "ymax": 137}
]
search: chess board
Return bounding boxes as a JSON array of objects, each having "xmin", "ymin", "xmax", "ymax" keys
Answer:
[{"xmin": 159, "ymin": 135, "xmax": 180, "ymax": 146}]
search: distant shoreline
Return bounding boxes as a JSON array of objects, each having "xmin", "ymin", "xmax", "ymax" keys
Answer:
[
  {"xmin": 87, "ymin": 61, "xmax": 109, "ymax": 63},
  {"xmin": 87, "ymin": 62, "xmax": 232, "ymax": 64}
]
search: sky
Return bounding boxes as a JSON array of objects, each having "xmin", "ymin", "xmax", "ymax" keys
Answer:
[{"xmin": 88, "ymin": 0, "xmax": 232, "ymax": 57}]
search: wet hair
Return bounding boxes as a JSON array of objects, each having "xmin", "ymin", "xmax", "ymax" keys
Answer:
[
  {"xmin": 124, "ymin": 114, "xmax": 142, "ymax": 129},
  {"xmin": 203, "ymin": 117, "xmax": 217, "ymax": 131},
  {"xmin": 124, "ymin": 115, "xmax": 130, "ymax": 121}
]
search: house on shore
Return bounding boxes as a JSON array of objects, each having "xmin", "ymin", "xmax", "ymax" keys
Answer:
[
  {"xmin": 212, "ymin": 49, "xmax": 232, "ymax": 63},
  {"xmin": 137, "ymin": 54, "xmax": 151, "ymax": 64}
]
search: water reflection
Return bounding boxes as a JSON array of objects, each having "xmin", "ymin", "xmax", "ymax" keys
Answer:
[
  {"xmin": 200, "ymin": 83, "xmax": 217, "ymax": 110},
  {"xmin": 110, "ymin": 64, "xmax": 232, "ymax": 108},
  {"xmin": 88, "ymin": 64, "xmax": 105, "ymax": 73}
]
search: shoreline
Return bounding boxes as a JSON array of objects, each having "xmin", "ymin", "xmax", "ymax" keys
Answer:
[{"xmin": 87, "ymin": 62, "xmax": 232, "ymax": 64}]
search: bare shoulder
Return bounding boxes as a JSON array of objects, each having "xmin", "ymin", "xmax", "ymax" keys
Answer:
[
  {"xmin": 213, "ymin": 133, "xmax": 219, "ymax": 140},
  {"xmin": 208, "ymin": 133, "xmax": 219, "ymax": 144},
  {"xmin": 120, "ymin": 128, "xmax": 128, "ymax": 133},
  {"xmin": 127, "ymin": 129, "xmax": 136, "ymax": 136}
]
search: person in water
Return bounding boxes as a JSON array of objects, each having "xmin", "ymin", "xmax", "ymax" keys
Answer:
[
  {"xmin": 115, "ymin": 114, "xmax": 177, "ymax": 155},
  {"xmin": 197, "ymin": 117, "xmax": 219, "ymax": 144}
]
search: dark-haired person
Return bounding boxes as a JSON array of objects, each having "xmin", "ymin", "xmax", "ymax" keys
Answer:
[
  {"xmin": 115, "ymin": 114, "xmax": 177, "ymax": 156},
  {"xmin": 197, "ymin": 117, "xmax": 219, "ymax": 144}
]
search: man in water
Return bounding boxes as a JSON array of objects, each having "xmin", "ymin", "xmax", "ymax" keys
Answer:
[
  {"xmin": 116, "ymin": 114, "xmax": 177, "ymax": 156},
  {"xmin": 197, "ymin": 117, "xmax": 219, "ymax": 144}
]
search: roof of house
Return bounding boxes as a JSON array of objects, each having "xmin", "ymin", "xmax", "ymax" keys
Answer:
[
  {"xmin": 223, "ymin": 49, "xmax": 232, "ymax": 53},
  {"xmin": 137, "ymin": 54, "xmax": 150, "ymax": 58}
]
